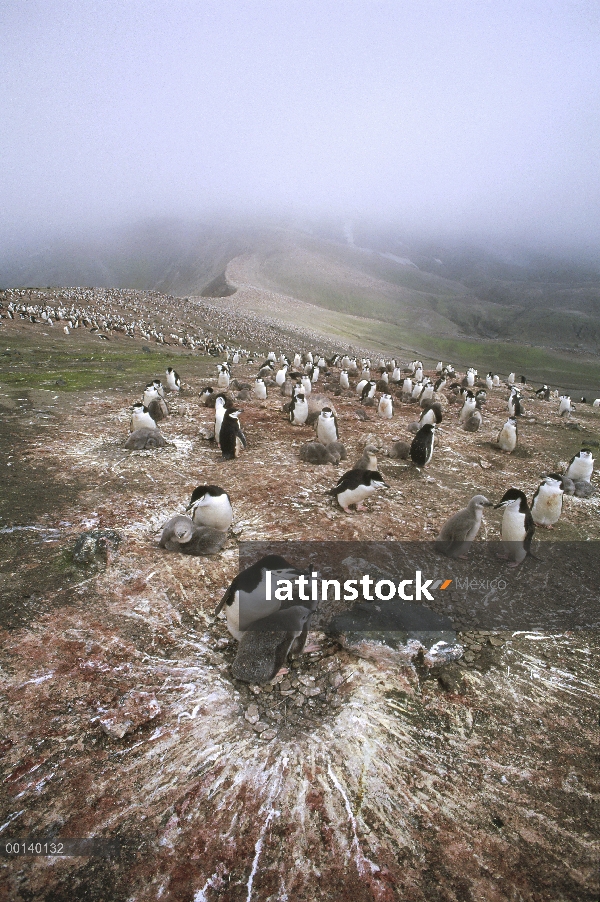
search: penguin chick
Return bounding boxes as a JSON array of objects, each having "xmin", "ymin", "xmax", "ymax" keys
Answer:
[
  {"xmin": 159, "ymin": 515, "xmax": 227, "ymax": 555},
  {"xmin": 187, "ymin": 485, "xmax": 233, "ymax": 532},
  {"xmin": 124, "ymin": 427, "xmax": 167, "ymax": 450},
  {"xmin": 497, "ymin": 417, "xmax": 518, "ymax": 452},
  {"xmin": 231, "ymin": 605, "xmax": 315, "ymax": 683},
  {"xmin": 329, "ymin": 469, "xmax": 389, "ymax": 513},
  {"xmin": 565, "ymin": 449, "xmax": 594, "ymax": 482},
  {"xmin": 434, "ymin": 495, "xmax": 492, "ymax": 558},
  {"xmin": 354, "ymin": 444, "xmax": 379, "ymax": 471},
  {"xmin": 387, "ymin": 440, "xmax": 411, "ymax": 460},
  {"xmin": 147, "ymin": 396, "xmax": 169, "ymax": 423},
  {"xmin": 494, "ymin": 488, "xmax": 535, "ymax": 567},
  {"xmin": 410, "ymin": 424, "xmax": 435, "ymax": 467},
  {"xmin": 327, "ymin": 441, "xmax": 347, "ymax": 462},
  {"xmin": 573, "ymin": 479, "xmax": 596, "ymax": 498},
  {"xmin": 300, "ymin": 442, "xmax": 339, "ymax": 465},
  {"xmin": 463, "ymin": 409, "xmax": 483, "ymax": 432},
  {"xmin": 531, "ymin": 475, "xmax": 564, "ymax": 528}
]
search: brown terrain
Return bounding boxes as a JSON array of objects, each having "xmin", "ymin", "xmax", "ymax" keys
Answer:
[{"xmin": 0, "ymin": 288, "xmax": 598, "ymax": 902}]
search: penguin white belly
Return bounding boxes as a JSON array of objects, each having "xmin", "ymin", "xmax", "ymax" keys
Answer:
[
  {"xmin": 291, "ymin": 400, "xmax": 308, "ymax": 424},
  {"xmin": 340, "ymin": 373, "xmax": 349, "ymax": 389},
  {"xmin": 420, "ymin": 409, "xmax": 435, "ymax": 426},
  {"xmin": 566, "ymin": 458, "xmax": 593, "ymax": 481},
  {"xmin": 498, "ymin": 425, "xmax": 517, "ymax": 452},
  {"xmin": 502, "ymin": 508, "xmax": 526, "ymax": 542},
  {"xmin": 532, "ymin": 487, "xmax": 562, "ymax": 526},
  {"xmin": 192, "ymin": 495, "xmax": 232, "ymax": 531},
  {"xmin": 217, "ymin": 373, "xmax": 230, "ymax": 389},
  {"xmin": 132, "ymin": 410, "xmax": 156, "ymax": 430},
  {"xmin": 378, "ymin": 399, "xmax": 393, "ymax": 418},
  {"xmin": 215, "ymin": 408, "xmax": 225, "ymax": 444},
  {"xmin": 501, "ymin": 509, "xmax": 527, "ymax": 562},
  {"xmin": 337, "ymin": 484, "xmax": 374, "ymax": 510},
  {"xmin": 459, "ymin": 400, "xmax": 476, "ymax": 423},
  {"xmin": 317, "ymin": 419, "xmax": 338, "ymax": 444}
]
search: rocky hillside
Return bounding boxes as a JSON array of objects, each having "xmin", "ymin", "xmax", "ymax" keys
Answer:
[{"xmin": 0, "ymin": 292, "xmax": 598, "ymax": 902}]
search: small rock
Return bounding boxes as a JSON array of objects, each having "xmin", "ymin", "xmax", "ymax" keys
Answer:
[
  {"xmin": 245, "ymin": 704, "xmax": 260, "ymax": 724},
  {"xmin": 260, "ymin": 729, "xmax": 277, "ymax": 741},
  {"xmin": 99, "ymin": 690, "xmax": 160, "ymax": 739},
  {"xmin": 252, "ymin": 721, "xmax": 269, "ymax": 733}
]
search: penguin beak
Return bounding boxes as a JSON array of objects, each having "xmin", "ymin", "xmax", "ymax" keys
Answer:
[
  {"xmin": 483, "ymin": 501, "xmax": 494, "ymax": 507},
  {"xmin": 494, "ymin": 501, "xmax": 507, "ymax": 509}
]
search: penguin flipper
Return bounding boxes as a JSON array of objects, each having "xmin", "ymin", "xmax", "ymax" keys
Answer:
[
  {"xmin": 214, "ymin": 581, "xmax": 236, "ymax": 616},
  {"xmin": 237, "ymin": 428, "xmax": 247, "ymax": 450}
]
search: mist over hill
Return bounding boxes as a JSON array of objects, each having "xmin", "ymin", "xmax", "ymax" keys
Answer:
[{"xmin": 2, "ymin": 217, "xmax": 599, "ymax": 358}]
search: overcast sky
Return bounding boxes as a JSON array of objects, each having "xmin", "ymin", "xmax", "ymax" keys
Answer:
[{"xmin": 2, "ymin": 0, "xmax": 599, "ymax": 252}]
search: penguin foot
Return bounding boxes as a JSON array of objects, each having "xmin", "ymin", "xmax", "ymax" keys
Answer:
[
  {"xmin": 506, "ymin": 560, "xmax": 523, "ymax": 568},
  {"xmin": 535, "ymin": 523, "xmax": 554, "ymax": 529},
  {"xmin": 341, "ymin": 507, "xmax": 353, "ymax": 514},
  {"xmin": 356, "ymin": 503, "xmax": 366, "ymax": 511}
]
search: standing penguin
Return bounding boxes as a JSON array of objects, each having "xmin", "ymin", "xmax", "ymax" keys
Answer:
[
  {"xmin": 565, "ymin": 448, "xmax": 595, "ymax": 482},
  {"xmin": 217, "ymin": 365, "xmax": 230, "ymax": 390},
  {"xmin": 558, "ymin": 396, "xmax": 572, "ymax": 417},
  {"xmin": 329, "ymin": 469, "xmax": 389, "ymax": 513},
  {"xmin": 360, "ymin": 381, "xmax": 377, "ymax": 403},
  {"xmin": 508, "ymin": 388, "xmax": 522, "ymax": 417},
  {"xmin": 220, "ymin": 409, "xmax": 247, "ymax": 459},
  {"xmin": 254, "ymin": 378, "xmax": 267, "ymax": 400},
  {"xmin": 378, "ymin": 393, "xmax": 394, "ymax": 418},
  {"xmin": 495, "ymin": 488, "xmax": 535, "ymax": 567},
  {"xmin": 410, "ymin": 424, "xmax": 435, "ymax": 467},
  {"xmin": 497, "ymin": 417, "xmax": 518, "ymax": 453},
  {"xmin": 458, "ymin": 391, "xmax": 477, "ymax": 424},
  {"xmin": 301, "ymin": 374, "xmax": 312, "ymax": 396},
  {"xmin": 289, "ymin": 391, "xmax": 309, "ymax": 426},
  {"xmin": 130, "ymin": 402, "xmax": 157, "ymax": 431},
  {"xmin": 276, "ymin": 365, "xmax": 288, "ymax": 387},
  {"xmin": 340, "ymin": 370, "xmax": 350, "ymax": 390},
  {"xmin": 315, "ymin": 407, "xmax": 339, "ymax": 445},
  {"xmin": 165, "ymin": 367, "xmax": 181, "ymax": 392},
  {"xmin": 187, "ymin": 485, "xmax": 233, "ymax": 532},
  {"xmin": 531, "ymin": 475, "xmax": 564, "ymax": 529},
  {"xmin": 434, "ymin": 495, "xmax": 492, "ymax": 558}
]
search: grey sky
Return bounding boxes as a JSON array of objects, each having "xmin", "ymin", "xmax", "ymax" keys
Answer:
[{"xmin": 2, "ymin": 0, "xmax": 599, "ymax": 251}]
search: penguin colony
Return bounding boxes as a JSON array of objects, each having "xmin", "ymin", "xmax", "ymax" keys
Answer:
[
  {"xmin": 5, "ymin": 301, "xmax": 597, "ymax": 682},
  {"xmin": 116, "ymin": 341, "xmax": 598, "ymax": 682}
]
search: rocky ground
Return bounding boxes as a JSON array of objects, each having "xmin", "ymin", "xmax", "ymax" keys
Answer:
[{"xmin": 0, "ymin": 292, "xmax": 599, "ymax": 902}]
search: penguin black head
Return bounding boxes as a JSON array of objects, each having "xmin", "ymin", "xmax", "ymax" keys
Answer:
[
  {"xmin": 321, "ymin": 407, "xmax": 333, "ymax": 417},
  {"xmin": 495, "ymin": 488, "xmax": 528, "ymax": 510},
  {"xmin": 187, "ymin": 484, "xmax": 229, "ymax": 508}
]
